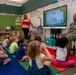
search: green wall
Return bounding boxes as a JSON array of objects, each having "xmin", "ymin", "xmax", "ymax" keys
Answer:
[
  {"xmin": 0, "ymin": 15, "xmax": 22, "ymax": 31},
  {"xmin": 0, "ymin": 4, "xmax": 21, "ymax": 15},
  {"xmin": 0, "ymin": 4, "xmax": 22, "ymax": 31},
  {"xmin": 21, "ymin": 0, "xmax": 57, "ymax": 14}
]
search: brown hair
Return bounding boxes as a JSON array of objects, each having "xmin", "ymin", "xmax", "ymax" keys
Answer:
[
  {"xmin": 34, "ymin": 35, "xmax": 42, "ymax": 42},
  {"xmin": 24, "ymin": 15, "xmax": 27, "ymax": 19},
  {"xmin": 27, "ymin": 41, "xmax": 41, "ymax": 60},
  {"xmin": 4, "ymin": 35, "xmax": 9, "ymax": 39},
  {"xmin": 27, "ymin": 34, "xmax": 32, "ymax": 40},
  {"xmin": 12, "ymin": 36, "xmax": 18, "ymax": 42}
]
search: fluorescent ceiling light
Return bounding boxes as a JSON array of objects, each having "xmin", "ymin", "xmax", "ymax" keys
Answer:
[
  {"xmin": 0, "ymin": 0, "xmax": 29, "ymax": 7},
  {"xmin": 8, "ymin": 0, "xmax": 29, "ymax": 4},
  {"xmin": 6, "ymin": 3, "xmax": 21, "ymax": 7},
  {"xmin": 9, "ymin": 0, "xmax": 26, "ymax": 2}
]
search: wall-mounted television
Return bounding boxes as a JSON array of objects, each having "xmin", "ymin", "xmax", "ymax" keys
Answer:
[{"xmin": 43, "ymin": 5, "xmax": 67, "ymax": 29}]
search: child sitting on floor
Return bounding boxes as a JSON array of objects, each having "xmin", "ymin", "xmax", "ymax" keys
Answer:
[
  {"xmin": 11, "ymin": 31, "xmax": 17, "ymax": 37},
  {"xmin": 27, "ymin": 41, "xmax": 52, "ymax": 75},
  {"xmin": 0, "ymin": 45, "xmax": 11, "ymax": 65},
  {"xmin": 2, "ymin": 35, "xmax": 9, "ymax": 48},
  {"xmin": 51, "ymin": 37, "xmax": 75, "ymax": 68},
  {"xmin": 34, "ymin": 35, "xmax": 45, "ymax": 53},
  {"xmin": 9, "ymin": 36, "xmax": 18, "ymax": 54},
  {"xmin": 6, "ymin": 36, "xmax": 13, "ymax": 48},
  {"xmin": 15, "ymin": 39, "xmax": 28, "ymax": 61},
  {"xmin": 27, "ymin": 34, "xmax": 34, "ymax": 44},
  {"xmin": 16, "ymin": 32, "xmax": 22, "ymax": 41}
]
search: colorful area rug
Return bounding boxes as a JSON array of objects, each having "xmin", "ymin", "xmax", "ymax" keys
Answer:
[
  {"xmin": 4, "ymin": 47, "xmax": 76, "ymax": 75},
  {"xmin": 12, "ymin": 54, "xmax": 60, "ymax": 75},
  {"xmin": 0, "ymin": 48, "xmax": 28, "ymax": 75}
]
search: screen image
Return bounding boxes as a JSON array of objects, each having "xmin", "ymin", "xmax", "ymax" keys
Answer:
[{"xmin": 43, "ymin": 5, "xmax": 67, "ymax": 29}]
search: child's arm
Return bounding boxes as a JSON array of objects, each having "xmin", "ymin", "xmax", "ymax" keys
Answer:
[
  {"xmin": 42, "ymin": 43, "xmax": 52, "ymax": 61},
  {"xmin": 25, "ymin": 51, "xmax": 27, "ymax": 55},
  {"xmin": 0, "ymin": 46, "xmax": 6, "ymax": 53},
  {"xmin": 24, "ymin": 46, "xmax": 28, "ymax": 55},
  {"xmin": 0, "ymin": 54, "xmax": 8, "ymax": 59},
  {"xmin": 16, "ymin": 43, "xmax": 19, "ymax": 50}
]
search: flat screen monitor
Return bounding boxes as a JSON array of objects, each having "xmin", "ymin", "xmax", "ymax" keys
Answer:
[{"xmin": 43, "ymin": 5, "xmax": 67, "ymax": 29}]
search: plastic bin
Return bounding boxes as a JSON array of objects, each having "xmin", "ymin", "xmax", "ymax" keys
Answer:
[{"xmin": 44, "ymin": 37, "xmax": 56, "ymax": 46}]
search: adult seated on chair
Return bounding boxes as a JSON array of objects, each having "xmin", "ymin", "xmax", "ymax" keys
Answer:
[{"xmin": 67, "ymin": 13, "xmax": 76, "ymax": 55}]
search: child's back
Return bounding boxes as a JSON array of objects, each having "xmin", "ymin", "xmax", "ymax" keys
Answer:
[
  {"xmin": 9, "ymin": 42, "xmax": 18, "ymax": 54},
  {"xmin": 29, "ymin": 53, "xmax": 45, "ymax": 69},
  {"xmin": 56, "ymin": 47, "xmax": 67, "ymax": 61},
  {"xmin": 15, "ymin": 39, "xmax": 28, "ymax": 61},
  {"xmin": 15, "ymin": 45, "xmax": 27, "ymax": 60},
  {"xmin": 27, "ymin": 41, "xmax": 52, "ymax": 75},
  {"xmin": 51, "ymin": 38, "xmax": 75, "ymax": 67}
]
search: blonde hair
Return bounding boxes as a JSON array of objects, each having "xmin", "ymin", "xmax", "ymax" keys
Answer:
[{"xmin": 27, "ymin": 41, "xmax": 41, "ymax": 60}]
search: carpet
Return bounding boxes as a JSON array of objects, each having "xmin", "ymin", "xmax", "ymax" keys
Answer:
[
  {"xmin": 47, "ymin": 47, "xmax": 56, "ymax": 55},
  {"xmin": 12, "ymin": 54, "xmax": 60, "ymax": 75},
  {"xmin": 0, "ymin": 48, "xmax": 28, "ymax": 75},
  {"xmin": 5, "ymin": 47, "xmax": 76, "ymax": 75},
  {"xmin": 68, "ymin": 55, "xmax": 76, "ymax": 64},
  {"xmin": 18, "ymin": 61, "xmax": 60, "ymax": 75}
]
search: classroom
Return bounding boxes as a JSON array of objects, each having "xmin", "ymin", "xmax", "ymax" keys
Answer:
[{"xmin": 0, "ymin": 0, "xmax": 76, "ymax": 75}]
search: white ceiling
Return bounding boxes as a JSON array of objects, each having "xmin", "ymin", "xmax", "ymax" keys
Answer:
[{"xmin": 0, "ymin": 0, "xmax": 29, "ymax": 7}]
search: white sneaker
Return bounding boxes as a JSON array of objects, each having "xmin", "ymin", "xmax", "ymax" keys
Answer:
[{"xmin": 3, "ymin": 58, "xmax": 11, "ymax": 65}]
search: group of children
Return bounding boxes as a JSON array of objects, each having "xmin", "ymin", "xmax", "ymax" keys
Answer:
[{"xmin": 0, "ymin": 31, "xmax": 75, "ymax": 75}]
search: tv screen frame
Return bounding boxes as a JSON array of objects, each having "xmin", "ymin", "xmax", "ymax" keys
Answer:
[{"xmin": 43, "ymin": 5, "xmax": 67, "ymax": 29}]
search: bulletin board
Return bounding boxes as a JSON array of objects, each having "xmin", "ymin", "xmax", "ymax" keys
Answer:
[{"xmin": 0, "ymin": 15, "xmax": 22, "ymax": 31}]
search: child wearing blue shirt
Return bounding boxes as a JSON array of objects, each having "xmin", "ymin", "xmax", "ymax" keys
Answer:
[{"xmin": 15, "ymin": 39, "xmax": 28, "ymax": 61}]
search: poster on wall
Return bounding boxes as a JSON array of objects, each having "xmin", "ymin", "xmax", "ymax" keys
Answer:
[{"xmin": 15, "ymin": 15, "xmax": 22, "ymax": 25}]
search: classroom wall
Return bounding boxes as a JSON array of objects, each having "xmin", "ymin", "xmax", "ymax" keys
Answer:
[
  {"xmin": 0, "ymin": 15, "xmax": 22, "ymax": 31},
  {"xmin": 21, "ymin": 0, "xmax": 57, "ymax": 14},
  {"xmin": 0, "ymin": 4, "xmax": 22, "ymax": 31},
  {"xmin": 26, "ymin": 0, "xmax": 76, "ymax": 38},
  {"xmin": 0, "ymin": 4, "xmax": 21, "ymax": 15}
]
